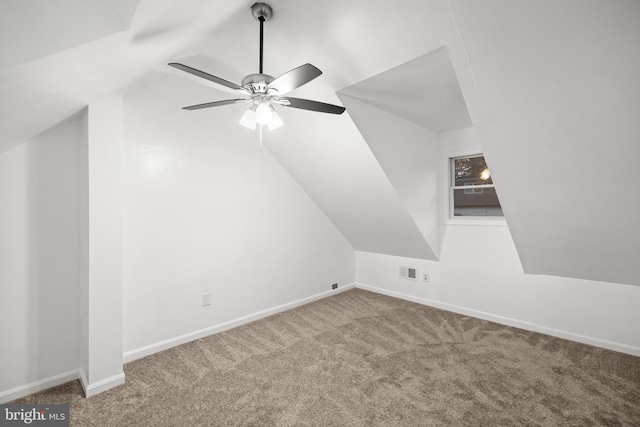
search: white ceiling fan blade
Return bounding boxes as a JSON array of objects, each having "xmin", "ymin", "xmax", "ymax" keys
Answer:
[
  {"xmin": 280, "ymin": 97, "xmax": 345, "ymax": 114},
  {"xmin": 266, "ymin": 64, "xmax": 322, "ymax": 95},
  {"xmin": 169, "ymin": 63, "xmax": 249, "ymax": 95},
  {"xmin": 182, "ymin": 98, "xmax": 249, "ymax": 110}
]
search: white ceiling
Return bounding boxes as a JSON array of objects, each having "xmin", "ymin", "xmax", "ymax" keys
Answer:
[{"xmin": 0, "ymin": 0, "xmax": 140, "ymax": 72}]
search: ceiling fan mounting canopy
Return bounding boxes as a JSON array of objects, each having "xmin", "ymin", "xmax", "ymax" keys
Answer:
[
  {"xmin": 167, "ymin": 2, "xmax": 345, "ymax": 129},
  {"xmin": 251, "ymin": 3, "xmax": 273, "ymax": 22}
]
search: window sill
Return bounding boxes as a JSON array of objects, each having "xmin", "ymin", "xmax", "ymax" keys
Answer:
[{"xmin": 445, "ymin": 218, "xmax": 508, "ymax": 227}]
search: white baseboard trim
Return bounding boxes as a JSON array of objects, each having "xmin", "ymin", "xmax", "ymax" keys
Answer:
[
  {"xmin": 123, "ymin": 283, "xmax": 357, "ymax": 363},
  {"xmin": 535, "ymin": 326, "xmax": 640, "ymax": 357},
  {"xmin": 356, "ymin": 283, "xmax": 640, "ymax": 357},
  {"xmin": 0, "ymin": 369, "xmax": 80, "ymax": 404},
  {"xmin": 79, "ymin": 371, "xmax": 125, "ymax": 398}
]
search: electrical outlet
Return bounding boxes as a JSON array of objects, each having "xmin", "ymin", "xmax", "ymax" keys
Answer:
[
  {"xmin": 422, "ymin": 273, "xmax": 430, "ymax": 283},
  {"xmin": 202, "ymin": 293, "xmax": 211, "ymax": 307},
  {"xmin": 332, "ymin": 283, "xmax": 338, "ymax": 290}
]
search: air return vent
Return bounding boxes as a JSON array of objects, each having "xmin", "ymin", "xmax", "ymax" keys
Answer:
[{"xmin": 399, "ymin": 266, "xmax": 418, "ymax": 280}]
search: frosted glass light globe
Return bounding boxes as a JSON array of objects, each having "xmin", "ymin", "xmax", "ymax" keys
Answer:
[{"xmin": 255, "ymin": 103, "xmax": 273, "ymax": 125}]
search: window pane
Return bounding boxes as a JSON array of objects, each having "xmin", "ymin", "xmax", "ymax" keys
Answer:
[
  {"xmin": 453, "ymin": 187, "xmax": 503, "ymax": 217},
  {"xmin": 453, "ymin": 156, "xmax": 493, "ymax": 186}
]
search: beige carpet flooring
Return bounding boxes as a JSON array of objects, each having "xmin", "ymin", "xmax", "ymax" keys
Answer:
[{"xmin": 13, "ymin": 288, "xmax": 640, "ymax": 426}]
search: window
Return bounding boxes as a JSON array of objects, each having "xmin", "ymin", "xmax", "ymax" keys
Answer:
[{"xmin": 450, "ymin": 154, "xmax": 503, "ymax": 218}]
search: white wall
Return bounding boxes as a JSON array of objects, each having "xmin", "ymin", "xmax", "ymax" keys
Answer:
[
  {"xmin": 0, "ymin": 113, "xmax": 83, "ymax": 400},
  {"xmin": 122, "ymin": 77, "xmax": 356, "ymax": 358},
  {"xmin": 355, "ymin": 127, "xmax": 640, "ymax": 356}
]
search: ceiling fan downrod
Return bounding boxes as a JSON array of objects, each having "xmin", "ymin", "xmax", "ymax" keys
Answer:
[
  {"xmin": 259, "ymin": 16, "xmax": 264, "ymax": 73},
  {"xmin": 251, "ymin": 3, "xmax": 273, "ymax": 74}
]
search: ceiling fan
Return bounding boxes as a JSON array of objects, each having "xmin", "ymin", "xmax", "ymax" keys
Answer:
[{"xmin": 168, "ymin": 2, "xmax": 345, "ymax": 132}]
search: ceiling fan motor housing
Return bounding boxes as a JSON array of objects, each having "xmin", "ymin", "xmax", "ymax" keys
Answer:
[{"xmin": 241, "ymin": 73, "xmax": 275, "ymax": 95}]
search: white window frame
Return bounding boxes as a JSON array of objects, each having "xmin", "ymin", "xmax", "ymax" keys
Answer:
[{"xmin": 444, "ymin": 149, "xmax": 506, "ymax": 227}]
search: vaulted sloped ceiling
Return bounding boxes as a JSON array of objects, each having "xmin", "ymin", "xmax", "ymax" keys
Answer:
[
  {"xmin": 1, "ymin": 0, "xmax": 639, "ymax": 285},
  {"xmin": 339, "ymin": 47, "xmax": 472, "ymax": 134},
  {"xmin": 0, "ymin": 0, "xmax": 248, "ymax": 152},
  {"xmin": 338, "ymin": 93, "xmax": 442, "ymax": 259}
]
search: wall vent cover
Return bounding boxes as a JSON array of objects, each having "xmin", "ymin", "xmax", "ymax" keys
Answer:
[{"xmin": 399, "ymin": 266, "xmax": 418, "ymax": 280}]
